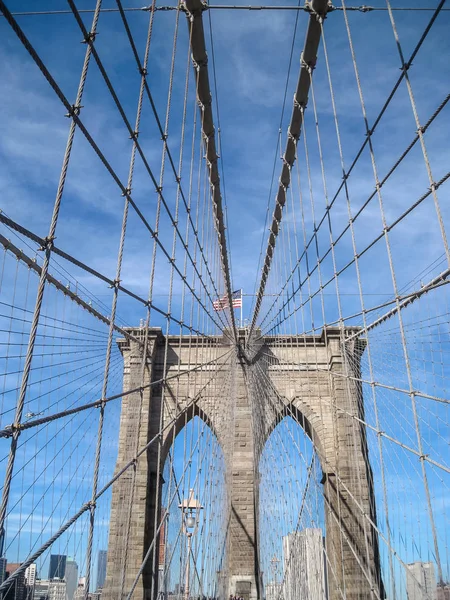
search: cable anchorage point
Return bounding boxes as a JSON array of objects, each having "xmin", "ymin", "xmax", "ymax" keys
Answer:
[
  {"xmin": 65, "ymin": 104, "xmax": 83, "ymax": 118},
  {"xmin": 39, "ymin": 235, "xmax": 55, "ymax": 252},
  {"xmin": 81, "ymin": 31, "xmax": 97, "ymax": 44}
]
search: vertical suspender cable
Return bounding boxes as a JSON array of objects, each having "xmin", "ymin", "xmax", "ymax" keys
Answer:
[
  {"xmin": 183, "ymin": 0, "xmax": 238, "ymax": 344},
  {"xmin": 248, "ymin": 0, "xmax": 329, "ymax": 340},
  {"xmin": 0, "ymin": 0, "xmax": 103, "ymax": 546}
]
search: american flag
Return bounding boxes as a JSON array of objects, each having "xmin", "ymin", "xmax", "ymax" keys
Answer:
[{"xmin": 213, "ymin": 289, "xmax": 242, "ymax": 311}]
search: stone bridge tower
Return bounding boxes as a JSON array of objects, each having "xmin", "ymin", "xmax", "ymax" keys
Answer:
[{"xmin": 102, "ymin": 327, "xmax": 383, "ymax": 600}]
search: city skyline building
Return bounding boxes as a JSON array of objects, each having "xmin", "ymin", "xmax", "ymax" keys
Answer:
[
  {"xmin": 73, "ymin": 578, "xmax": 85, "ymax": 600},
  {"xmin": 282, "ymin": 529, "xmax": 327, "ymax": 600},
  {"xmin": 96, "ymin": 552, "xmax": 107, "ymax": 592},
  {"xmin": 265, "ymin": 581, "xmax": 282, "ymax": 600},
  {"xmin": 173, "ymin": 583, "xmax": 183, "ymax": 596},
  {"xmin": 406, "ymin": 562, "xmax": 437, "ymax": 600},
  {"xmin": 0, "ymin": 558, "xmax": 6, "ymax": 587},
  {"xmin": 33, "ymin": 580, "xmax": 49, "ymax": 600},
  {"xmin": 24, "ymin": 566, "xmax": 36, "ymax": 589},
  {"xmin": 48, "ymin": 557, "xmax": 66, "ymax": 582},
  {"xmin": 24, "ymin": 565, "xmax": 36, "ymax": 600},
  {"xmin": 64, "ymin": 561, "xmax": 78, "ymax": 600},
  {"xmin": 48, "ymin": 580, "xmax": 66, "ymax": 600},
  {"xmin": 4, "ymin": 564, "xmax": 26, "ymax": 600}
]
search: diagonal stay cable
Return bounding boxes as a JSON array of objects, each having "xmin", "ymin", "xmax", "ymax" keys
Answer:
[
  {"xmin": 124, "ymin": 397, "xmax": 225, "ymax": 600},
  {"xmin": 0, "ymin": 0, "xmax": 225, "ymax": 335},
  {"xmin": 262, "ymin": 169, "xmax": 450, "ymax": 335},
  {"xmin": 257, "ymin": 3, "xmax": 447, "ymax": 331},
  {"xmin": 344, "ymin": 266, "xmax": 450, "ymax": 341},
  {"xmin": 0, "ymin": 233, "xmax": 140, "ymax": 343},
  {"xmin": 0, "ymin": 212, "xmax": 214, "ymax": 338},
  {"xmin": 0, "ymin": 0, "xmax": 104, "ymax": 553},
  {"xmin": 207, "ymin": 7, "xmax": 235, "ymax": 303},
  {"xmin": 1, "ymin": 213, "xmax": 122, "ymax": 322},
  {"xmin": 67, "ymin": 0, "xmax": 230, "ymax": 334},
  {"xmin": 113, "ymin": 0, "xmax": 230, "ymax": 332},
  {"xmin": 259, "ymin": 91, "xmax": 450, "ymax": 333},
  {"xmin": 184, "ymin": 0, "xmax": 238, "ymax": 343},
  {"xmin": 0, "ymin": 361, "xmax": 225, "ymax": 595},
  {"xmin": 249, "ymin": 0, "xmax": 303, "ymax": 319},
  {"xmin": 248, "ymin": 0, "xmax": 330, "ymax": 339},
  {"xmin": 0, "ymin": 348, "xmax": 233, "ymax": 438}
]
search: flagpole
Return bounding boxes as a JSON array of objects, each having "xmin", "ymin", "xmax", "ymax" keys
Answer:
[{"xmin": 240, "ymin": 289, "xmax": 243, "ymax": 328}]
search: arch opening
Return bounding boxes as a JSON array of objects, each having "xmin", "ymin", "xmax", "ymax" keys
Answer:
[
  {"xmin": 161, "ymin": 403, "xmax": 219, "ymax": 465},
  {"xmin": 258, "ymin": 415, "xmax": 327, "ymax": 600},
  {"xmin": 261, "ymin": 400, "xmax": 326, "ymax": 467},
  {"xmin": 159, "ymin": 416, "xmax": 228, "ymax": 600}
]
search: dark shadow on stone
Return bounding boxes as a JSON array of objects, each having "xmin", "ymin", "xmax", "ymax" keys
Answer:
[
  {"xmin": 322, "ymin": 474, "xmax": 385, "ymax": 599},
  {"xmin": 231, "ymin": 503, "xmax": 255, "ymax": 549},
  {"xmin": 231, "ymin": 503, "xmax": 260, "ymax": 598}
]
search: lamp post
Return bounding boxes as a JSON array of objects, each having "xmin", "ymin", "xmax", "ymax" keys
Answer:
[
  {"xmin": 179, "ymin": 489, "xmax": 203, "ymax": 600},
  {"xmin": 270, "ymin": 555, "xmax": 279, "ymax": 584}
]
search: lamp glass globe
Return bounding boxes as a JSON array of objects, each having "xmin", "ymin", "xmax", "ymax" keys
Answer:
[{"xmin": 186, "ymin": 515, "xmax": 196, "ymax": 529}]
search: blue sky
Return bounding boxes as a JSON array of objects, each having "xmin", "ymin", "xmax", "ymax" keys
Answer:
[
  {"xmin": 0, "ymin": 0, "xmax": 449, "ymax": 597},
  {"xmin": 0, "ymin": 0, "xmax": 447, "ymax": 329}
]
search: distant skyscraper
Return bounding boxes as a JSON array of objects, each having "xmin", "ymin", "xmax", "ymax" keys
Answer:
[
  {"xmin": 48, "ymin": 580, "xmax": 66, "ymax": 600},
  {"xmin": 0, "ymin": 558, "xmax": 7, "ymax": 586},
  {"xmin": 34, "ymin": 580, "xmax": 50, "ymax": 600},
  {"xmin": 282, "ymin": 528, "xmax": 327, "ymax": 600},
  {"xmin": 48, "ymin": 557, "xmax": 66, "ymax": 581},
  {"xmin": 406, "ymin": 562, "xmax": 437, "ymax": 600},
  {"xmin": 24, "ymin": 566, "xmax": 36, "ymax": 589},
  {"xmin": 96, "ymin": 551, "xmax": 107, "ymax": 591},
  {"xmin": 4, "ymin": 564, "xmax": 27, "ymax": 600},
  {"xmin": 73, "ymin": 578, "xmax": 86, "ymax": 600},
  {"xmin": 24, "ymin": 565, "xmax": 36, "ymax": 600},
  {"xmin": 265, "ymin": 582, "xmax": 282, "ymax": 600},
  {"xmin": 64, "ymin": 561, "xmax": 78, "ymax": 600}
]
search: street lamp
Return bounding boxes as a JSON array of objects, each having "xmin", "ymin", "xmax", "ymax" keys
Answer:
[{"xmin": 179, "ymin": 489, "xmax": 203, "ymax": 600}]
